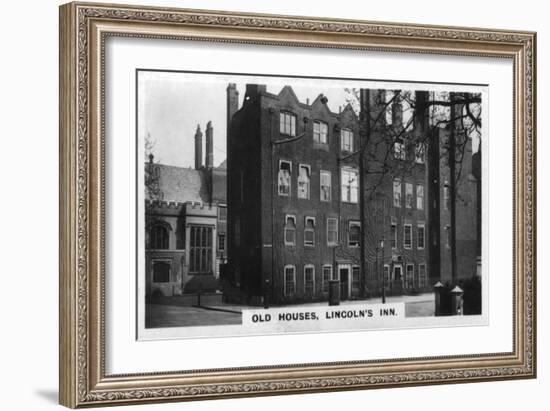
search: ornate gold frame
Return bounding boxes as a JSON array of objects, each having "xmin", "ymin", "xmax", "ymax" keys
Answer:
[{"xmin": 59, "ymin": 1, "xmax": 536, "ymax": 408}]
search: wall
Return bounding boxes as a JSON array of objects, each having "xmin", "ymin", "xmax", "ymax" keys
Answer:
[{"xmin": 0, "ymin": 0, "xmax": 546, "ymax": 410}]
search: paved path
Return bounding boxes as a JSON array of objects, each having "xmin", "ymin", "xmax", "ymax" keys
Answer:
[{"xmin": 145, "ymin": 293, "xmax": 435, "ymax": 328}]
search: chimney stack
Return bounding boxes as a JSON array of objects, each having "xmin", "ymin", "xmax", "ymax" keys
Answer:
[
  {"xmin": 414, "ymin": 90, "xmax": 429, "ymax": 133},
  {"xmin": 194, "ymin": 124, "xmax": 203, "ymax": 170},
  {"xmin": 205, "ymin": 121, "xmax": 214, "ymax": 169}
]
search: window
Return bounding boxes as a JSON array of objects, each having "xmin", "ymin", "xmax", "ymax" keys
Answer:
[
  {"xmin": 278, "ymin": 160, "xmax": 292, "ymax": 196},
  {"xmin": 304, "ymin": 217, "xmax": 315, "ymax": 247},
  {"xmin": 419, "ymin": 264, "xmax": 427, "ymax": 288},
  {"xmin": 284, "ymin": 215, "xmax": 296, "ymax": 246},
  {"xmin": 189, "ymin": 226, "xmax": 213, "ymax": 274},
  {"xmin": 352, "ymin": 266, "xmax": 361, "ymax": 291},
  {"xmin": 150, "ymin": 224, "xmax": 169, "ymax": 249},
  {"xmin": 405, "ymin": 183, "xmax": 413, "ymax": 208},
  {"xmin": 327, "ymin": 218, "xmax": 338, "ymax": 246},
  {"xmin": 218, "ymin": 233, "xmax": 226, "ymax": 253},
  {"xmin": 313, "ymin": 121, "xmax": 328, "ymax": 144},
  {"xmin": 417, "ymin": 224, "xmax": 425, "ymax": 249},
  {"xmin": 415, "ymin": 143, "xmax": 425, "ymax": 164},
  {"xmin": 152, "ymin": 261, "xmax": 170, "ymax": 283},
  {"xmin": 280, "ymin": 112, "xmax": 296, "ymax": 136},
  {"xmin": 348, "ymin": 221, "xmax": 361, "ymax": 247},
  {"xmin": 322, "ymin": 265, "xmax": 332, "ymax": 293},
  {"xmin": 320, "ymin": 170, "xmax": 331, "ymax": 202},
  {"xmin": 391, "ymin": 222, "xmax": 397, "ymax": 249},
  {"xmin": 218, "ymin": 206, "xmax": 227, "ymax": 221},
  {"xmin": 394, "ymin": 140, "xmax": 406, "ymax": 160},
  {"xmin": 445, "ymin": 225, "xmax": 451, "ymax": 248},
  {"xmin": 443, "ymin": 182, "xmax": 450, "ymax": 210},
  {"xmin": 340, "ymin": 129, "xmax": 353, "ymax": 152},
  {"xmin": 341, "ymin": 168, "xmax": 359, "ymax": 203},
  {"xmin": 304, "ymin": 265, "xmax": 315, "ymax": 296},
  {"xmin": 284, "ymin": 265, "xmax": 296, "ymax": 297},
  {"xmin": 416, "ymin": 184, "xmax": 424, "ymax": 210},
  {"xmin": 406, "ymin": 264, "xmax": 414, "ymax": 289},
  {"xmin": 385, "ymin": 90, "xmax": 394, "ymax": 125},
  {"xmin": 297, "ymin": 164, "xmax": 311, "ymax": 199},
  {"xmin": 393, "ymin": 179, "xmax": 402, "ymax": 207},
  {"xmin": 404, "ymin": 224, "xmax": 412, "ymax": 249}
]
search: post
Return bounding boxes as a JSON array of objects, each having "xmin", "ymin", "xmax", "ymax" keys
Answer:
[
  {"xmin": 450, "ymin": 285, "xmax": 464, "ymax": 315},
  {"xmin": 434, "ymin": 281, "xmax": 443, "ymax": 316}
]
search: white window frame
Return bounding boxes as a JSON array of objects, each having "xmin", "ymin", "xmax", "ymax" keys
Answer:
[
  {"xmin": 404, "ymin": 223, "xmax": 412, "ymax": 249},
  {"xmin": 341, "ymin": 167, "xmax": 359, "ymax": 204},
  {"xmin": 393, "ymin": 140, "xmax": 406, "ymax": 160},
  {"xmin": 416, "ymin": 184, "xmax": 424, "ymax": 210},
  {"xmin": 417, "ymin": 223, "xmax": 425, "ymax": 250},
  {"xmin": 278, "ymin": 159, "xmax": 292, "ymax": 197},
  {"xmin": 284, "ymin": 215, "xmax": 296, "ymax": 246},
  {"xmin": 313, "ymin": 120, "xmax": 328, "ymax": 144},
  {"xmin": 393, "ymin": 179, "xmax": 402, "ymax": 207},
  {"xmin": 304, "ymin": 264, "xmax": 315, "ymax": 296},
  {"xmin": 280, "ymin": 111, "xmax": 296, "ymax": 136},
  {"xmin": 322, "ymin": 264, "xmax": 333, "ymax": 293},
  {"xmin": 320, "ymin": 170, "xmax": 331, "ymax": 202},
  {"xmin": 304, "ymin": 216, "xmax": 316, "ymax": 247},
  {"xmin": 297, "ymin": 164, "xmax": 311, "ymax": 200},
  {"xmin": 415, "ymin": 143, "xmax": 425, "ymax": 164},
  {"xmin": 340, "ymin": 128, "xmax": 354, "ymax": 152},
  {"xmin": 327, "ymin": 217, "xmax": 339, "ymax": 246},
  {"xmin": 405, "ymin": 182, "xmax": 413, "ymax": 209},
  {"xmin": 348, "ymin": 221, "xmax": 361, "ymax": 247},
  {"xmin": 283, "ymin": 265, "xmax": 296, "ymax": 297},
  {"xmin": 406, "ymin": 263, "xmax": 415, "ymax": 289},
  {"xmin": 385, "ymin": 90, "xmax": 394, "ymax": 125}
]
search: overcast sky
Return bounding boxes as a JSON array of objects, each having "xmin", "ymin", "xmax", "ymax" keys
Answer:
[
  {"xmin": 138, "ymin": 72, "xmax": 481, "ymax": 168},
  {"xmin": 138, "ymin": 71, "xmax": 357, "ymax": 168}
]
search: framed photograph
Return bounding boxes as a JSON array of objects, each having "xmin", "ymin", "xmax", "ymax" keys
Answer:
[{"xmin": 59, "ymin": 2, "xmax": 536, "ymax": 408}]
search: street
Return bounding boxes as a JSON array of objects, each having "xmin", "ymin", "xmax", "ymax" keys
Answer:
[{"xmin": 145, "ymin": 292, "xmax": 436, "ymax": 328}]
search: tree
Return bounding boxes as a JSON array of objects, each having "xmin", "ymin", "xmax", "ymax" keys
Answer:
[{"xmin": 343, "ymin": 87, "xmax": 482, "ymax": 291}]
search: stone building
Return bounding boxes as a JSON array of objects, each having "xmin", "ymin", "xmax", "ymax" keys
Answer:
[{"xmin": 145, "ymin": 122, "xmax": 227, "ymax": 297}]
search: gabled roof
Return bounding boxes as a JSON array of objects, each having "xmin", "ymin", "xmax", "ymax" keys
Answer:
[
  {"xmin": 277, "ymin": 85, "xmax": 301, "ymax": 105},
  {"xmin": 146, "ymin": 162, "xmax": 228, "ymax": 205}
]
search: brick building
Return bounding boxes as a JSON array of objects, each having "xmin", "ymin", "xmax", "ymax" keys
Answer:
[
  {"xmin": 224, "ymin": 83, "xmax": 481, "ymax": 305},
  {"xmin": 361, "ymin": 89, "xmax": 431, "ymax": 296},
  {"xmin": 427, "ymin": 94, "xmax": 481, "ymax": 283},
  {"xmin": 144, "ymin": 122, "xmax": 227, "ymax": 297}
]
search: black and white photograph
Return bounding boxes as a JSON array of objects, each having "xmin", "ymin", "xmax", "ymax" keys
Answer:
[{"xmin": 137, "ymin": 70, "xmax": 486, "ymax": 339}]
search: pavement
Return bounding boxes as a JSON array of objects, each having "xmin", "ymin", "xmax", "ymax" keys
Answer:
[{"xmin": 145, "ymin": 292, "xmax": 436, "ymax": 328}]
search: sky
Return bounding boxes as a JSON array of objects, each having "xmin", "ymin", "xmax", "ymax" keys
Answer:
[
  {"xmin": 139, "ymin": 71, "xmax": 354, "ymax": 168},
  {"xmin": 138, "ymin": 71, "xmax": 481, "ymax": 168}
]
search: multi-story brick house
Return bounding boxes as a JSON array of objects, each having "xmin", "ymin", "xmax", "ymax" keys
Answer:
[
  {"xmin": 145, "ymin": 122, "xmax": 227, "ymax": 297},
  {"xmin": 427, "ymin": 93, "xmax": 481, "ymax": 284},
  {"xmin": 225, "ymin": 83, "xmax": 480, "ymax": 305},
  {"xmin": 226, "ymin": 84, "xmax": 363, "ymax": 304},
  {"xmin": 360, "ymin": 89, "xmax": 431, "ymax": 296}
]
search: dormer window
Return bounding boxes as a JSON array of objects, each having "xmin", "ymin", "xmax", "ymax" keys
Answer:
[{"xmin": 313, "ymin": 121, "xmax": 328, "ymax": 144}]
